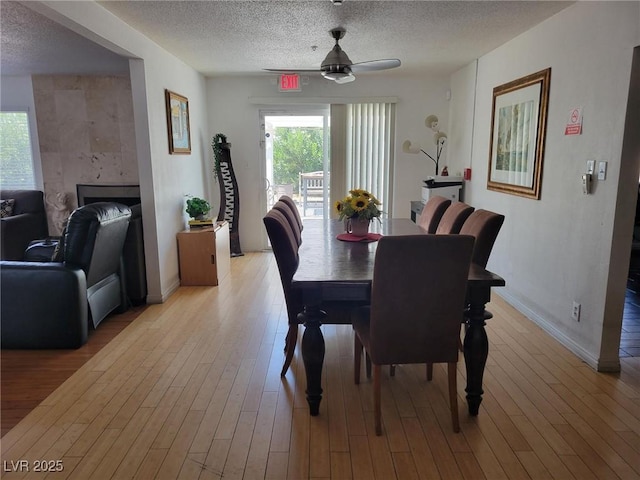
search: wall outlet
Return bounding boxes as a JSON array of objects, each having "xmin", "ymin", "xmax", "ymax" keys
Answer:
[{"xmin": 572, "ymin": 301, "xmax": 581, "ymax": 321}]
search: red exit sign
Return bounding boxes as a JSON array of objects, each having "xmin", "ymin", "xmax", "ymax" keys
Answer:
[{"xmin": 279, "ymin": 73, "xmax": 301, "ymax": 92}]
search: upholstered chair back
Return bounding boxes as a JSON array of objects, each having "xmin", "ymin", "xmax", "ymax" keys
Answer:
[
  {"xmin": 435, "ymin": 202, "xmax": 475, "ymax": 234},
  {"xmin": 278, "ymin": 195, "xmax": 303, "ymax": 231},
  {"xmin": 263, "ymin": 208, "xmax": 301, "ymax": 324},
  {"xmin": 366, "ymin": 234, "xmax": 474, "ymax": 365},
  {"xmin": 418, "ymin": 195, "xmax": 451, "ymax": 233},
  {"xmin": 272, "ymin": 200, "xmax": 302, "ymax": 246},
  {"xmin": 64, "ymin": 202, "xmax": 131, "ymax": 288},
  {"xmin": 351, "ymin": 234, "xmax": 474, "ymax": 434},
  {"xmin": 459, "ymin": 209, "xmax": 505, "ymax": 268}
]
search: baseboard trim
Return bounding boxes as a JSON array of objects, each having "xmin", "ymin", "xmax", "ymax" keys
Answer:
[
  {"xmin": 146, "ymin": 278, "xmax": 181, "ymax": 304},
  {"xmin": 498, "ymin": 290, "xmax": 619, "ymax": 372}
]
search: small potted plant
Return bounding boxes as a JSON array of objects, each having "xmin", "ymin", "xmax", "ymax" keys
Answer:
[{"xmin": 186, "ymin": 196, "xmax": 211, "ymax": 220}]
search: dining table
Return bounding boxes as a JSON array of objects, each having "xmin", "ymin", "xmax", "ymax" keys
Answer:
[{"xmin": 291, "ymin": 218, "xmax": 506, "ymax": 417}]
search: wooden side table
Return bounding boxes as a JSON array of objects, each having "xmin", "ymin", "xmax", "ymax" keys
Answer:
[{"xmin": 176, "ymin": 221, "xmax": 231, "ymax": 286}]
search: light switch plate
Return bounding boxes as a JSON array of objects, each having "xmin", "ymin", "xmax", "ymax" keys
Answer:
[
  {"xmin": 587, "ymin": 160, "xmax": 595, "ymax": 174},
  {"xmin": 598, "ymin": 161, "xmax": 607, "ymax": 180}
]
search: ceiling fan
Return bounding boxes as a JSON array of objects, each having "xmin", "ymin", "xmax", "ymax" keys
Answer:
[{"xmin": 265, "ymin": 27, "xmax": 401, "ymax": 84}]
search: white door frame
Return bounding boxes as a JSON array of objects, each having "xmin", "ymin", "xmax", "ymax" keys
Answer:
[{"xmin": 259, "ymin": 105, "xmax": 330, "ymax": 248}]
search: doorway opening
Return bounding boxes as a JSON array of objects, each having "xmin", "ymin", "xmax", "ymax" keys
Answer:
[
  {"xmin": 619, "ymin": 45, "xmax": 640, "ymax": 358},
  {"xmin": 623, "ymin": 181, "xmax": 640, "ymax": 357},
  {"xmin": 261, "ymin": 107, "xmax": 330, "ymax": 222}
]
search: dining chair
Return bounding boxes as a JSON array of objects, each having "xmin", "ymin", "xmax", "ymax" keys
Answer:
[
  {"xmin": 263, "ymin": 208, "xmax": 353, "ymax": 376},
  {"xmin": 390, "ymin": 200, "xmax": 474, "ymax": 378},
  {"xmin": 278, "ymin": 195, "xmax": 303, "ymax": 231},
  {"xmin": 430, "ymin": 208, "xmax": 504, "ymax": 371},
  {"xmin": 453, "ymin": 209, "xmax": 505, "ymax": 360},
  {"xmin": 417, "ymin": 195, "xmax": 451, "ymax": 233},
  {"xmin": 352, "ymin": 234, "xmax": 474, "ymax": 435},
  {"xmin": 459, "ymin": 209, "xmax": 505, "ymax": 268},
  {"xmin": 263, "ymin": 209, "xmax": 302, "ymax": 376},
  {"xmin": 435, "ymin": 201, "xmax": 475, "ymax": 234},
  {"xmin": 272, "ymin": 200, "xmax": 302, "ymax": 246}
]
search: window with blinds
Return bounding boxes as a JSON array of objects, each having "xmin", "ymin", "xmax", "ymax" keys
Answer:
[
  {"xmin": 0, "ymin": 111, "xmax": 36, "ymax": 189},
  {"xmin": 330, "ymin": 102, "xmax": 396, "ymax": 218}
]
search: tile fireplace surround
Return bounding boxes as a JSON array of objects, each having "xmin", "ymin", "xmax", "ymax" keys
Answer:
[{"xmin": 32, "ymin": 74, "xmax": 139, "ymax": 235}]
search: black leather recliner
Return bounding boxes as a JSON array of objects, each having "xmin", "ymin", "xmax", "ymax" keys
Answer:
[
  {"xmin": 1, "ymin": 202, "xmax": 131, "ymax": 349},
  {"xmin": 0, "ymin": 189, "xmax": 48, "ymax": 260}
]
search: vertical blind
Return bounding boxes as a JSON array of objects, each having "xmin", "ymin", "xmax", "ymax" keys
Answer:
[{"xmin": 331, "ymin": 102, "xmax": 395, "ymax": 217}]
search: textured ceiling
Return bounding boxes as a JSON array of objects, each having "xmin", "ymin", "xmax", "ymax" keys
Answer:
[
  {"xmin": 0, "ymin": 1, "xmax": 129, "ymax": 75},
  {"xmin": 1, "ymin": 1, "xmax": 573, "ymax": 77}
]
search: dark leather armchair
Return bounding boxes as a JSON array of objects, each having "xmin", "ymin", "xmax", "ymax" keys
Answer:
[
  {"xmin": 122, "ymin": 203, "xmax": 147, "ymax": 305},
  {"xmin": 0, "ymin": 189, "xmax": 48, "ymax": 260},
  {"xmin": 1, "ymin": 202, "xmax": 131, "ymax": 348}
]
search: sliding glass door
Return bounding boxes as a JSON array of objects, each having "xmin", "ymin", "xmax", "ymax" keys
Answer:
[{"xmin": 260, "ymin": 107, "xmax": 330, "ymax": 221}]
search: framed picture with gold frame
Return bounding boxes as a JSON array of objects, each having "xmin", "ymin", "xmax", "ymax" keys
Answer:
[
  {"xmin": 487, "ymin": 68, "xmax": 551, "ymax": 199},
  {"xmin": 165, "ymin": 89, "xmax": 191, "ymax": 154}
]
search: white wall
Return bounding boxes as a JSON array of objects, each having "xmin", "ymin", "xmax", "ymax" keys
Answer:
[
  {"xmin": 206, "ymin": 73, "xmax": 451, "ymax": 252},
  {"xmin": 447, "ymin": 61, "xmax": 477, "ymax": 182},
  {"xmin": 452, "ymin": 1, "xmax": 640, "ymax": 370},
  {"xmin": 35, "ymin": 1, "xmax": 210, "ymax": 303}
]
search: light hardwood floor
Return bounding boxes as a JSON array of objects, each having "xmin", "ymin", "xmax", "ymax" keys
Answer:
[
  {"xmin": 1, "ymin": 305, "xmax": 146, "ymax": 436},
  {"xmin": 1, "ymin": 251, "xmax": 639, "ymax": 479}
]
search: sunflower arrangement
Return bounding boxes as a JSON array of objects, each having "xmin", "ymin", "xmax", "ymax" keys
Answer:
[{"xmin": 334, "ymin": 189, "xmax": 382, "ymax": 221}]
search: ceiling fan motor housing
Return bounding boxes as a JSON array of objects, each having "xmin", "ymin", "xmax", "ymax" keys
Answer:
[{"xmin": 321, "ymin": 42, "xmax": 352, "ymax": 80}]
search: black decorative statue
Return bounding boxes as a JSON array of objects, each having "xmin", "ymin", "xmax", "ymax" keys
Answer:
[{"xmin": 212, "ymin": 133, "xmax": 243, "ymax": 257}]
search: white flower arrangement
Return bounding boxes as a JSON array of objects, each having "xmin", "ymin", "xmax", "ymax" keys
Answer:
[{"xmin": 402, "ymin": 114, "xmax": 448, "ymax": 175}]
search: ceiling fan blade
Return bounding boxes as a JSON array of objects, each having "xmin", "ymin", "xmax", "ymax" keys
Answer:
[
  {"xmin": 263, "ymin": 68, "xmax": 321, "ymax": 73},
  {"xmin": 264, "ymin": 28, "xmax": 399, "ymax": 83},
  {"xmin": 334, "ymin": 74, "xmax": 355, "ymax": 84},
  {"xmin": 349, "ymin": 59, "xmax": 401, "ymax": 73}
]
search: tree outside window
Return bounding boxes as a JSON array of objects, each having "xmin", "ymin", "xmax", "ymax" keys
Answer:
[
  {"xmin": 272, "ymin": 126, "xmax": 324, "ymax": 194},
  {"xmin": 0, "ymin": 111, "xmax": 36, "ymax": 189}
]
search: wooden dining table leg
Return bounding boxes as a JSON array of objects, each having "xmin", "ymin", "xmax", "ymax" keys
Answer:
[
  {"xmin": 298, "ymin": 304, "xmax": 326, "ymax": 416},
  {"xmin": 463, "ymin": 285, "xmax": 492, "ymax": 416}
]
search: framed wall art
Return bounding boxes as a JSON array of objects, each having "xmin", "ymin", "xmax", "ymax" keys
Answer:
[
  {"xmin": 165, "ymin": 89, "xmax": 191, "ymax": 154},
  {"xmin": 487, "ymin": 68, "xmax": 551, "ymax": 199}
]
